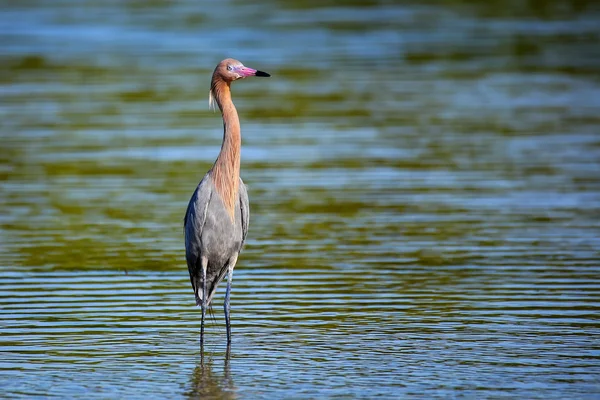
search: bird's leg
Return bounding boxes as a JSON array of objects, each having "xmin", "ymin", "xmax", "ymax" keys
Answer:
[
  {"xmin": 224, "ymin": 255, "xmax": 237, "ymax": 344},
  {"xmin": 200, "ymin": 256, "xmax": 208, "ymax": 346},
  {"xmin": 224, "ymin": 266, "xmax": 233, "ymax": 344},
  {"xmin": 224, "ymin": 342, "xmax": 231, "ymax": 380}
]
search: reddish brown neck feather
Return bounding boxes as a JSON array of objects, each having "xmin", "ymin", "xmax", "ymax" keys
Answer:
[{"xmin": 210, "ymin": 78, "xmax": 240, "ymax": 221}]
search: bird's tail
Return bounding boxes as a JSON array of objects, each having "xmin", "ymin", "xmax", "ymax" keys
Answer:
[
  {"xmin": 193, "ymin": 281, "xmax": 204, "ymax": 307},
  {"xmin": 193, "ymin": 280, "xmax": 214, "ymax": 308},
  {"xmin": 194, "ymin": 284, "xmax": 216, "ymax": 323}
]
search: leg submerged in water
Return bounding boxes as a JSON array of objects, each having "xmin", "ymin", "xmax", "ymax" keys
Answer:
[
  {"xmin": 200, "ymin": 256, "xmax": 208, "ymax": 345},
  {"xmin": 224, "ymin": 258, "xmax": 235, "ymax": 344}
]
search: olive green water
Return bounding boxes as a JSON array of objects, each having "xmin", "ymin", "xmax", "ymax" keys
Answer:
[{"xmin": 1, "ymin": 1, "xmax": 600, "ymax": 398}]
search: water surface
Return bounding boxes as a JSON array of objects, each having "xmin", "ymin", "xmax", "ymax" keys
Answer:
[{"xmin": 1, "ymin": 0, "xmax": 600, "ymax": 398}]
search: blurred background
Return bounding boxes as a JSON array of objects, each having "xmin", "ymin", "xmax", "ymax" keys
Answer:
[{"xmin": 1, "ymin": 0, "xmax": 599, "ymax": 398}]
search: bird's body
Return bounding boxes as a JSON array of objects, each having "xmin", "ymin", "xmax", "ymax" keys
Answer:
[
  {"xmin": 185, "ymin": 175, "xmax": 248, "ymax": 307},
  {"xmin": 184, "ymin": 58, "xmax": 269, "ymax": 345}
]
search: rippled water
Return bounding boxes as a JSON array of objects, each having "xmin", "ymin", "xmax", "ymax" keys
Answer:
[{"xmin": 2, "ymin": 0, "xmax": 600, "ymax": 398}]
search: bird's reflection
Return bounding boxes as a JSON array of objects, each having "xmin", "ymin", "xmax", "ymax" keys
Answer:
[{"xmin": 185, "ymin": 344, "xmax": 235, "ymax": 399}]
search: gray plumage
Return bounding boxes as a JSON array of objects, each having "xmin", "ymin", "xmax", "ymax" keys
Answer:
[
  {"xmin": 184, "ymin": 175, "xmax": 249, "ymax": 307},
  {"xmin": 183, "ymin": 58, "xmax": 269, "ymax": 345}
]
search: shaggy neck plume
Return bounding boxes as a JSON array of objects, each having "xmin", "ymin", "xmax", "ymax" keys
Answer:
[{"xmin": 209, "ymin": 78, "xmax": 240, "ymax": 221}]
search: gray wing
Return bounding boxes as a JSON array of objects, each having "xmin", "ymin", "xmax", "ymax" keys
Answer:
[
  {"xmin": 184, "ymin": 175, "xmax": 213, "ymax": 272},
  {"xmin": 239, "ymin": 177, "xmax": 250, "ymax": 249}
]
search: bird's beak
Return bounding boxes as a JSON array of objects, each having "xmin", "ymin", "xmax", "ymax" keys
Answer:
[{"xmin": 239, "ymin": 66, "xmax": 270, "ymax": 78}]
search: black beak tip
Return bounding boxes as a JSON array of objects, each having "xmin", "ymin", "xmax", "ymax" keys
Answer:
[{"xmin": 255, "ymin": 70, "xmax": 270, "ymax": 77}]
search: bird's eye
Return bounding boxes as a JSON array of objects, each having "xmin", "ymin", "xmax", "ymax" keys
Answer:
[{"xmin": 227, "ymin": 65, "xmax": 233, "ymax": 71}]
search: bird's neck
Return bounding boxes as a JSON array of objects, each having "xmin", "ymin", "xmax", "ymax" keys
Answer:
[{"xmin": 211, "ymin": 80, "xmax": 240, "ymax": 221}]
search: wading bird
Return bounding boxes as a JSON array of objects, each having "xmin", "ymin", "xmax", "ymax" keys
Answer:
[{"xmin": 184, "ymin": 59, "xmax": 270, "ymax": 345}]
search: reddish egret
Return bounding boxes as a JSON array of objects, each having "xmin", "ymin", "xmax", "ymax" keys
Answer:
[{"xmin": 184, "ymin": 58, "xmax": 270, "ymax": 345}]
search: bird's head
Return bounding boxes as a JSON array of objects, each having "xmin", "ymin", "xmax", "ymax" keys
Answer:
[{"xmin": 213, "ymin": 58, "xmax": 270, "ymax": 83}]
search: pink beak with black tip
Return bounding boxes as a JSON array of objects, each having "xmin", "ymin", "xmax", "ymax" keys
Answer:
[{"xmin": 237, "ymin": 66, "xmax": 271, "ymax": 78}]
